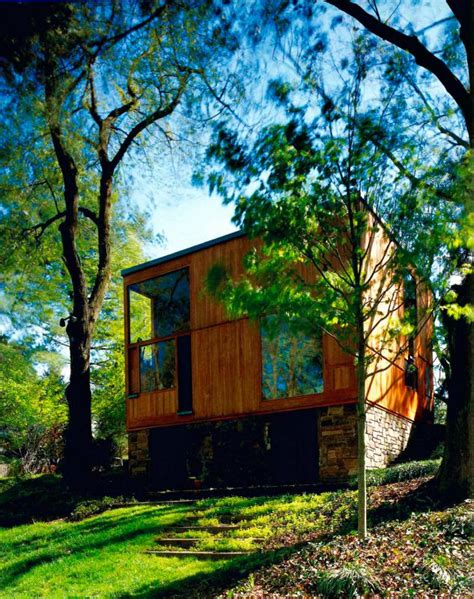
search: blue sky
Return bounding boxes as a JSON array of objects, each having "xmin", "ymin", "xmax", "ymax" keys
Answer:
[{"xmin": 140, "ymin": 182, "xmax": 237, "ymax": 258}]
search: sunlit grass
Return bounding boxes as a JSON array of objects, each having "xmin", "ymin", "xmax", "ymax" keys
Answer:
[
  {"xmin": 0, "ymin": 503, "xmax": 233, "ymax": 598},
  {"xmin": 0, "ymin": 487, "xmax": 351, "ymax": 598}
]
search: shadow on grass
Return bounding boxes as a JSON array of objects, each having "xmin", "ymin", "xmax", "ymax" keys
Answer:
[
  {"xmin": 124, "ymin": 548, "xmax": 296, "ymax": 599},
  {"xmin": 0, "ymin": 473, "xmax": 144, "ymax": 527},
  {"xmin": 0, "ymin": 504, "xmax": 192, "ymax": 588},
  {"xmin": 367, "ymin": 478, "xmax": 446, "ymax": 529}
]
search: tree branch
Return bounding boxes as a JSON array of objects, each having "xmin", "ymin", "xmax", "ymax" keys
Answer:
[
  {"xmin": 23, "ymin": 212, "xmax": 66, "ymax": 242},
  {"xmin": 109, "ymin": 73, "xmax": 190, "ymax": 170},
  {"xmin": 446, "ymin": 0, "xmax": 469, "ymax": 49},
  {"xmin": 88, "ymin": 1, "xmax": 170, "ymax": 54},
  {"xmin": 23, "ymin": 207, "xmax": 100, "ymax": 242},
  {"xmin": 324, "ymin": 0, "xmax": 470, "ymax": 124}
]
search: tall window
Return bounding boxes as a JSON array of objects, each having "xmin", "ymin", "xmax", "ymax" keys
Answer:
[
  {"xmin": 403, "ymin": 271, "xmax": 417, "ymax": 357},
  {"xmin": 128, "ymin": 268, "xmax": 190, "ymax": 395},
  {"xmin": 403, "ymin": 271, "xmax": 418, "ymax": 390},
  {"xmin": 261, "ymin": 316, "xmax": 323, "ymax": 400}
]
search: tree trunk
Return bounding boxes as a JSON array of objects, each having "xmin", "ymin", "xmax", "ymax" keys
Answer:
[
  {"xmin": 356, "ymin": 316, "xmax": 367, "ymax": 538},
  {"xmin": 437, "ymin": 40, "xmax": 474, "ymax": 497},
  {"xmin": 438, "ymin": 275, "xmax": 474, "ymax": 499},
  {"xmin": 63, "ymin": 319, "xmax": 94, "ymax": 489}
]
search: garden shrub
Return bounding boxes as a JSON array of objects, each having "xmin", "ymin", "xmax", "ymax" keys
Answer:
[
  {"xmin": 68, "ymin": 495, "xmax": 127, "ymax": 521},
  {"xmin": 311, "ymin": 563, "xmax": 381, "ymax": 598}
]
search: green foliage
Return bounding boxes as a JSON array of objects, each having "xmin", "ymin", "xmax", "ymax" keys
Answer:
[
  {"xmin": 204, "ymin": 54, "xmax": 426, "ymax": 376},
  {"xmin": 0, "ymin": 337, "xmax": 67, "ymax": 472},
  {"xmin": 312, "ymin": 563, "xmax": 381, "ymax": 598},
  {"xmin": 68, "ymin": 496, "xmax": 127, "ymax": 522}
]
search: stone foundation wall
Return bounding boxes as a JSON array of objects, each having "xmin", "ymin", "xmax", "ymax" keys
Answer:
[
  {"xmin": 128, "ymin": 404, "xmax": 414, "ymax": 485},
  {"xmin": 365, "ymin": 405, "xmax": 413, "ymax": 468},
  {"xmin": 319, "ymin": 404, "xmax": 357, "ymax": 480},
  {"xmin": 128, "ymin": 429, "xmax": 150, "ymax": 478}
]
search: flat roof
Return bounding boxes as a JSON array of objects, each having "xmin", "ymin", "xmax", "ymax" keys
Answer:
[{"xmin": 121, "ymin": 230, "xmax": 245, "ymax": 277}]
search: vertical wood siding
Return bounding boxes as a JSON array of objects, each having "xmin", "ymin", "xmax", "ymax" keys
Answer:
[{"xmin": 124, "ymin": 229, "xmax": 431, "ymax": 430}]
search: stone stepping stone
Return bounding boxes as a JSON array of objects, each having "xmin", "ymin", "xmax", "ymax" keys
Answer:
[
  {"xmin": 155, "ymin": 536, "xmax": 265, "ymax": 546},
  {"xmin": 145, "ymin": 549, "xmax": 254, "ymax": 560},
  {"xmin": 154, "ymin": 537, "xmax": 199, "ymax": 547},
  {"xmin": 168, "ymin": 524, "xmax": 241, "ymax": 533}
]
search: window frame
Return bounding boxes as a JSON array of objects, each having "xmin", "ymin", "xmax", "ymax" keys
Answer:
[{"xmin": 126, "ymin": 266, "xmax": 191, "ymax": 397}]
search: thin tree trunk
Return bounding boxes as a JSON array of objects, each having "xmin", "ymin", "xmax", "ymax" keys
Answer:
[{"xmin": 356, "ymin": 317, "xmax": 367, "ymax": 538}]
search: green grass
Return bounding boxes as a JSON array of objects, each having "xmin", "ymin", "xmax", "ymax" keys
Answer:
[
  {"xmin": 0, "ymin": 503, "xmax": 240, "ymax": 598},
  {"xmin": 0, "ymin": 459, "xmax": 442, "ymax": 598},
  {"xmin": 365, "ymin": 459, "xmax": 441, "ymax": 486},
  {"xmin": 0, "ymin": 487, "xmax": 352, "ymax": 597}
]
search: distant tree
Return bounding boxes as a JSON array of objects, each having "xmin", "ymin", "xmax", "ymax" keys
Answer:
[
  {"xmin": 0, "ymin": 1, "xmax": 242, "ymax": 486},
  {"xmin": 0, "ymin": 336, "xmax": 67, "ymax": 474},
  {"xmin": 206, "ymin": 63, "xmax": 429, "ymax": 537}
]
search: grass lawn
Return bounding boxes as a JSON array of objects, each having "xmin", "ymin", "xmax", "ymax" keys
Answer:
[
  {"xmin": 0, "ymin": 460, "xmax": 472, "ymax": 598},
  {"xmin": 0, "ymin": 502, "xmax": 242, "ymax": 598},
  {"xmin": 0, "ymin": 486, "xmax": 353, "ymax": 598}
]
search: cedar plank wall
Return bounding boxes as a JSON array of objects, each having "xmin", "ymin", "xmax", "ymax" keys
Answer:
[
  {"xmin": 124, "ymin": 235, "xmax": 356, "ymax": 431},
  {"xmin": 363, "ymin": 214, "xmax": 433, "ymax": 421}
]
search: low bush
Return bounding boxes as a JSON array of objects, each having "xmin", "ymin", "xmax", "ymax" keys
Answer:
[
  {"xmin": 364, "ymin": 459, "xmax": 440, "ymax": 487},
  {"xmin": 68, "ymin": 495, "xmax": 128, "ymax": 521}
]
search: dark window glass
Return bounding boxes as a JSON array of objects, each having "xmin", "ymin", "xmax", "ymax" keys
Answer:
[
  {"xmin": 129, "ymin": 268, "xmax": 190, "ymax": 343},
  {"xmin": 140, "ymin": 340, "xmax": 175, "ymax": 392},
  {"xmin": 404, "ymin": 358, "xmax": 418, "ymax": 390},
  {"xmin": 403, "ymin": 272, "xmax": 417, "ymax": 356},
  {"xmin": 261, "ymin": 316, "xmax": 323, "ymax": 400},
  {"xmin": 177, "ymin": 334, "xmax": 193, "ymax": 414}
]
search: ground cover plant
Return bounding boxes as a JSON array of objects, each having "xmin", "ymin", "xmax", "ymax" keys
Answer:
[
  {"xmin": 223, "ymin": 498, "xmax": 473, "ymax": 598},
  {"xmin": 0, "ymin": 462, "xmax": 471, "ymax": 598}
]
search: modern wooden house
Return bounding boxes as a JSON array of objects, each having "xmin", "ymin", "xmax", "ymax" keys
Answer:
[{"xmin": 122, "ymin": 230, "xmax": 433, "ymax": 489}]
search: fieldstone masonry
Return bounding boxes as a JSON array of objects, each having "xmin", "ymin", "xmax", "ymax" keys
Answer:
[
  {"xmin": 365, "ymin": 404, "xmax": 413, "ymax": 468},
  {"xmin": 128, "ymin": 403, "xmax": 414, "ymax": 484},
  {"xmin": 128, "ymin": 429, "xmax": 150, "ymax": 478},
  {"xmin": 318, "ymin": 404, "xmax": 358, "ymax": 480}
]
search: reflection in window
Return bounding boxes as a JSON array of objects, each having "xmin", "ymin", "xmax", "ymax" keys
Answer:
[
  {"xmin": 261, "ymin": 317, "xmax": 323, "ymax": 400},
  {"xmin": 129, "ymin": 269, "xmax": 190, "ymax": 343},
  {"xmin": 140, "ymin": 341, "xmax": 175, "ymax": 392},
  {"xmin": 403, "ymin": 272, "xmax": 417, "ymax": 357},
  {"xmin": 425, "ymin": 362, "xmax": 432, "ymax": 399}
]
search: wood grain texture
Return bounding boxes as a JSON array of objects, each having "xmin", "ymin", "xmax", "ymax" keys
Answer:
[{"xmin": 363, "ymin": 214, "xmax": 434, "ymax": 421}]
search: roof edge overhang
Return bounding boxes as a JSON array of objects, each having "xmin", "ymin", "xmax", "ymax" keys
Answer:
[{"xmin": 121, "ymin": 230, "xmax": 245, "ymax": 277}]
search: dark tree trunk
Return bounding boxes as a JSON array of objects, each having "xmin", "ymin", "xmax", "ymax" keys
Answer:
[
  {"xmin": 326, "ymin": 0, "xmax": 474, "ymax": 503},
  {"xmin": 436, "ymin": 0, "xmax": 474, "ymax": 500},
  {"xmin": 63, "ymin": 319, "xmax": 94, "ymax": 488},
  {"xmin": 438, "ymin": 277, "xmax": 474, "ymax": 499}
]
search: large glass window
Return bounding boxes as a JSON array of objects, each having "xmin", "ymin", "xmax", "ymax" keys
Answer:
[
  {"xmin": 127, "ymin": 268, "xmax": 190, "ymax": 395},
  {"xmin": 129, "ymin": 268, "xmax": 190, "ymax": 343},
  {"xmin": 140, "ymin": 340, "xmax": 176, "ymax": 392},
  {"xmin": 261, "ymin": 317, "xmax": 323, "ymax": 400}
]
